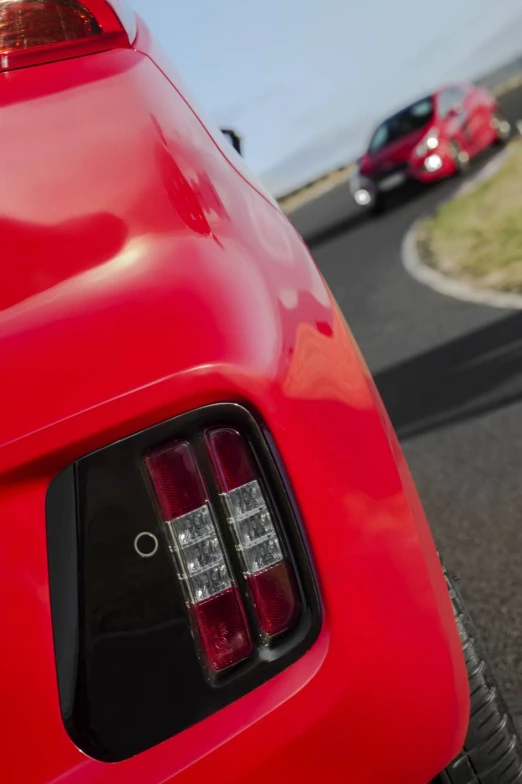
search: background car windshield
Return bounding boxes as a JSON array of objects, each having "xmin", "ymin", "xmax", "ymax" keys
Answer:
[{"xmin": 369, "ymin": 97, "xmax": 434, "ymax": 153}]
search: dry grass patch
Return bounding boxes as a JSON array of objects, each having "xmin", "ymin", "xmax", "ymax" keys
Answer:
[{"xmin": 419, "ymin": 140, "xmax": 522, "ymax": 292}]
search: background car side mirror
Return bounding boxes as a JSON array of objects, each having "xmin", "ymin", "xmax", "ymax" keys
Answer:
[
  {"xmin": 221, "ymin": 128, "xmax": 242, "ymax": 155},
  {"xmin": 447, "ymin": 105, "xmax": 461, "ymax": 119}
]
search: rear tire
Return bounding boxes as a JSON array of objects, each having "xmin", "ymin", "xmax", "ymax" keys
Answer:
[
  {"xmin": 370, "ymin": 192, "xmax": 387, "ymax": 215},
  {"xmin": 433, "ymin": 568, "xmax": 522, "ymax": 784},
  {"xmin": 450, "ymin": 140, "xmax": 470, "ymax": 174},
  {"xmin": 492, "ymin": 110, "xmax": 512, "ymax": 146}
]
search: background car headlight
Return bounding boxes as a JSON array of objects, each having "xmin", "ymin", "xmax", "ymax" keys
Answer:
[
  {"xmin": 354, "ymin": 189, "xmax": 372, "ymax": 206},
  {"xmin": 425, "ymin": 153, "xmax": 443, "ymax": 172},
  {"xmin": 415, "ymin": 128, "xmax": 440, "ymax": 156}
]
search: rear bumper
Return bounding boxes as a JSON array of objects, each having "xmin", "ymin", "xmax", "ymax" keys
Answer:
[
  {"xmin": 0, "ymin": 322, "xmax": 470, "ymax": 784},
  {"xmin": 1, "ymin": 310, "xmax": 470, "ymax": 784}
]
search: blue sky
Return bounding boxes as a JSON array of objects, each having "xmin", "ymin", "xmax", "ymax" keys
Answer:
[{"xmin": 132, "ymin": 0, "xmax": 522, "ymax": 195}]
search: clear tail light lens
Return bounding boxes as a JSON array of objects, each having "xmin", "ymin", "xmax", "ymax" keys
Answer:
[
  {"xmin": 207, "ymin": 428, "xmax": 300, "ymax": 639},
  {"xmin": 0, "ymin": 0, "xmax": 131, "ymax": 72},
  {"xmin": 145, "ymin": 441, "xmax": 253, "ymax": 673}
]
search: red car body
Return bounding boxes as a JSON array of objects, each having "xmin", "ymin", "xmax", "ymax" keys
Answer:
[
  {"xmin": 0, "ymin": 3, "xmax": 469, "ymax": 783},
  {"xmin": 356, "ymin": 83, "xmax": 502, "ymax": 200}
]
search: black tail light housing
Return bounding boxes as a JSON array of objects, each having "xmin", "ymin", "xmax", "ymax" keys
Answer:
[{"xmin": 46, "ymin": 404, "xmax": 320, "ymax": 762}]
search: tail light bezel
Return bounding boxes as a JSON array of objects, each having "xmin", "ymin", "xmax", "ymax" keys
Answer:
[
  {"xmin": 141, "ymin": 406, "xmax": 319, "ymax": 671},
  {"xmin": 46, "ymin": 403, "xmax": 321, "ymax": 762}
]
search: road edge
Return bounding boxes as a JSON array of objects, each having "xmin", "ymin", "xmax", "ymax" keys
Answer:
[{"xmin": 401, "ymin": 219, "xmax": 522, "ymax": 309}]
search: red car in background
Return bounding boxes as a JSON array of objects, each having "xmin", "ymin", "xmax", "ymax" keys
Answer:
[
  {"xmin": 0, "ymin": 3, "xmax": 521, "ymax": 784},
  {"xmin": 350, "ymin": 83, "xmax": 511, "ymax": 211}
]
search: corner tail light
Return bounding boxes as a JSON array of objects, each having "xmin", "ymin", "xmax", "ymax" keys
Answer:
[
  {"xmin": 207, "ymin": 428, "xmax": 301, "ymax": 639},
  {"xmin": 47, "ymin": 404, "xmax": 319, "ymax": 761},
  {"xmin": 0, "ymin": 0, "xmax": 132, "ymax": 72},
  {"xmin": 145, "ymin": 441, "xmax": 253, "ymax": 673}
]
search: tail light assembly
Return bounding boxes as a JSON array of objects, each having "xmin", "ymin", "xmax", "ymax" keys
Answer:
[
  {"xmin": 145, "ymin": 440, "xmax": 253, "ymax": 673},
  {"xmin": 47, "ymin": 404, "xmax": 320, "ymax": 762},
  {"xmin": 0, "ymin": 0, "xmax": 134, "ymax": 72},
  {"xmin": 145, "ymin": 428, "xmax": 302, "ymax": 675}
]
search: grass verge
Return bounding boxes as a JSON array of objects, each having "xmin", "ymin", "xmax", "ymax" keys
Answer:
[{"xmin": 418, "ymin": 140, "xmax": 522, "ymax": 293}]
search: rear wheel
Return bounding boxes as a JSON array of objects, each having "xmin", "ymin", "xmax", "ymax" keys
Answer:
[
  {"xmin": 370, "ymin": 191, "xmax": 387, "ymax": 215},
  {"xmin": 450, "ymin": 140, "xmax": 470, "ymax": 174},
  {"xmin": 492, "ymin": 110, "xmax": 512, "ymax": 146},
  {"xmin": 433, "ymin": 568, "xmax": 522, "ymax": 784}
]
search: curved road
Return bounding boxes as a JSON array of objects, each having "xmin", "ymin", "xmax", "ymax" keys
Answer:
[{"xmin": 290, "ymin": 85, "xmax": 522, "ymax": 716}]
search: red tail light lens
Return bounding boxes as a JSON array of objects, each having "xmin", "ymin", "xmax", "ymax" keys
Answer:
[
  {"xmin": 207, "ymin": 428, "xmax": 300, "ymax": 639},
  {"xmin": 192, "ymin": 588, "xmax": 253, "ymax": 672},
  {"xmin": 248, "ymin": 562, "xmax": 299, "ymax": 637},
  {"xmin": 145, "ymin": 441, "xmax": 253, "ymax": 673},
  {"xmin": 0, "ymin": 0, "xmax": 131, "ymax": 72}
]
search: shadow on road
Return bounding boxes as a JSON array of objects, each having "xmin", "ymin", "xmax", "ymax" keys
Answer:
[{"xmin": 374, "ymin": 311, "xmax": 522, "ymax": 440}]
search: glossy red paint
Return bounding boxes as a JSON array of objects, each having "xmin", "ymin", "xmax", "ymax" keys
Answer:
[
  {"xmin": 0, "ymin": 11, "xmax": 468, "ymax": 784},
  {"xmin": 360, "ymin": 82, "xmax": 501, "ymax": 186}
]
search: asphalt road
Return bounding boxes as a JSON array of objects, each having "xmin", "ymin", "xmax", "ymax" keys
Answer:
[{"xmin": 290, "ymin": 85, "xmax": 522, "ymax": 717}]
